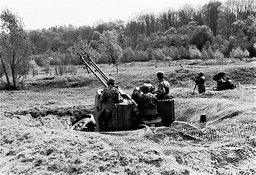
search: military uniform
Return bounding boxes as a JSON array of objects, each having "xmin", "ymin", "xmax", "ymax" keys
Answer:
[
  {"xmin": 137, "ymin": 92, "xmax": 158, "ymax": 120},
  {"xmin": 156, "ymin": 80, "xmax": 170, "ymax": 100},
  {"xmin": 139, "ymin": 93, "xmax": 158, "ymax": 109},
  {"xmin": 100, "ymin": 82, "xmax": 122, "ymax": 131},
  {"xmin": 195, "ymin": 75, "xmax": 206, "ymax": 93},
  {"xmin": 101, "ymin": 86, "xmax": 121, "ymax": 104},
  {"xmin": 217, "ymin": 77, "xmax": 226, "ymax": 91}
]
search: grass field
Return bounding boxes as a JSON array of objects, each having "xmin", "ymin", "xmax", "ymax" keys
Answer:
[{"xmin": 0, "ymin": 60, "xmax": 256, "ymax": 174}]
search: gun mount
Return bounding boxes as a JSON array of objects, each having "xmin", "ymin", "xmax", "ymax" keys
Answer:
[{"xmin": 72, "ymin": 49, "xmax": 175, "ymax": 132}]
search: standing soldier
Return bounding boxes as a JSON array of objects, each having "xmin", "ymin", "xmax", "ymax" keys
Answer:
[
  {"xmin": 155, "ymin": 71, "xmax": 171, "ymax": 100},
  {"xmin": 193, "ymin": 72, "xmax": 206, "ymax": 94},
  {"xmin": 100, "ymin": 77, "xmax": 122, "ymax": 130}
]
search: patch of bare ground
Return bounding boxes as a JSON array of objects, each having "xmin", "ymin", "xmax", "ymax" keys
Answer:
[{"xmin": 0, "ymin": 61, "xmax": 256, "ymax": 174}]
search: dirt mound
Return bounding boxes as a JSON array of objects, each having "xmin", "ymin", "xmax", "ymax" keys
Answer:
[
  {"xmin": 174, "ymin": 97, "xmax": 255, "ymax": 126},
  {"xmin": 6, "ymin": 105, "xmax": 93, "ymax": 126}
]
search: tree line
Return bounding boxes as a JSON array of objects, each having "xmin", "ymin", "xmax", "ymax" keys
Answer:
[
  {"xmin": 0, "ymin": 0, "xmax": 256, "ymax": 89},
  {"xmin": 28, "ymin": 0, "xmax": 256, "ymax": 63}
]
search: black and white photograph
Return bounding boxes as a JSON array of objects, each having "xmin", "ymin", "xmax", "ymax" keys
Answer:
[{"xmin": 0, "ymin": 0, "xmax": 255, "ymax": 174}]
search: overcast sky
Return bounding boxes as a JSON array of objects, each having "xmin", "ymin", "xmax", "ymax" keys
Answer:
[{"xmin": 0, "ymin": 0, "xmax": 225, "ymax": 30}]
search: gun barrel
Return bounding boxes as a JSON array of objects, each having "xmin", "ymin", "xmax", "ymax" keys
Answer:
[
  {"xmin": 75, "ymin": 51, "xmax": 108, "ymax": 87},
  {"xmin": 74, "ymin": 49, "xmax": 137, "ymax": 106},
  {"xmin": 82, "ymin": 51, "xmax": 109, "ymax": 82}
]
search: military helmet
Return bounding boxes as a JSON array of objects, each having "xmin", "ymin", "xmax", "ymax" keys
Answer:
[
  {"xmin": 199, "ymin": 72, "xmax": 204, "ymax": 76},
  {"xmin": 107, "ymin": 77, "xmax": 115, "ymax": 85},
  {"xmin": 140, "ymin": 84, "xmax": 150, "ymax": 93},
  {"xmin": 157, "ymin": 71, "xmax": 165, "ymax": 79}
]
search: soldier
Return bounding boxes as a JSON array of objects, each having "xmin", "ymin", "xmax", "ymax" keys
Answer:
[
  {"xmin": 155, "ymin": 71, "xmax": 171, "ymax": 100},
  {"xmin": 100, "ymin": 78, "xmax": 122, "ymax": 130},
  {"xmin": 194, "ymin": 72, "xmax": 206, "ymax": 94},
  {"xmin": 216, "ymin": 75, "xmax": 226, "ymax": 91},
  {"xmin": 137, "ymin": 84, "xmax": 158, "ymax": 120},
  {"xmin": 100, "ymin": 77, "xmax": 122, "ymax": 104},
  {"xmin": 225, "ymin": 76, "xmax": 236, "ymax": 90},
  {"xmin": 139, "ymin": 84, "xmax": 158, "ymax": 110}
]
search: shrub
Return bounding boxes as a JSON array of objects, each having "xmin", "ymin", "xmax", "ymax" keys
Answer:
[
  {"xmin": 163, "ymin": 46, "xmax": 190, "ymax": 60},
  {"xmin": 202, "ymin": 47, "xmax": 214, "ymax": 59},
  {"xmin": 33, "ymin": 54, "xmax": 49, "ymax": 67},
  {"xmin": 246, "ymin": 39, "xmax": 256, "ymax": 58},
  {"xmin": 62, "ymin": 54, "xmax": 71, "ymax": 65},
  {"xmin": 213, "ymin": 49, "xmax": 224, "ymax": 60},
  {"xmin": 190, "ymin": 25, "xmax": 214, "ymax": 51},
  {"xmin": 168, "ymin": 46, "xmax": 178, "ymax": 60},
  {"xmin": 177, "ymin": 46, "xmax": 190, "ymax": 59},
  {"xmin": 152, "ymin": 49, "xmax": 166, "ymax": 61},
  {"xmin": 189, "ymin": 46, "xmax": 203, "ymax": 59},
  {"xmin": 229, "ymin": 47, "xmax": 250, "ymax": 59},
  {"xmin": 49, "ymin": 56, "xmax": 62, "ymax": 65},
  {"xmin": 134, "ymin": 50, "xmax": 148, "ymax": 62},
  {"xmin": 97, "ymin": 53, "xmax": 109, "ymax": 64},
  {"xmin": 122, "ymin": 47, "xmax": 135, "ymax": 62},
  {"xmin": 145, "ymin": 47, "xmax": 155, "ymax": 60}
]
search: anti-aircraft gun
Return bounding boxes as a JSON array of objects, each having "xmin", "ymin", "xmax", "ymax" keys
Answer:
[{"xmin": 72, "ymin": 49, "xmax": 175, "ymax": 132}]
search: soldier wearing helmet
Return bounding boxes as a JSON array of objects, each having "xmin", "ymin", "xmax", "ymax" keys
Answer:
[
  {"xmin": 100, "ymin": 77, "xmax": 122, "ymax": 130},
  {"xmin": 100, "ymin": 77, "xmax": 122, "ymax": 104},
  {"xmin": 139, "ymin": 84, "xmax": 157, "ymax": 108},
  {"xmin": 137, "ymin": 83, "xmax": 158, "ymax": 120},
  {"xmin": 193, "ymin": 72, "xmax": 205, "ymax": 94},
  {"xmin": 155, "ymin": 71, "xmax": 171, "ymax": 100}
]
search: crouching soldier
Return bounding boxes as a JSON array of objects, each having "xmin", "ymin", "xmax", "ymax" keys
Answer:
[
  {"xmin": 225, "ymin": 76, "xmax": 236, "ymax": 90},
  {"xmin": 137, "ymin": 84, "xmax": 158, "ymax": 121}
]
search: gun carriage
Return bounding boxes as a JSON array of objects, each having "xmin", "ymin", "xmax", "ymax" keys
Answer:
[{"xmin": 72, "ymin": 49, "xmax": 175, "ymax": 132}]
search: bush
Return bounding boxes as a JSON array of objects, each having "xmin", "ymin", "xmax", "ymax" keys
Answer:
[
  {"xmin": 97, "ymin": 53, "xmax": 109, "ymax": 64},
  {"xmin": 229, "ymin": 47, "xmax": 250, "ymax": 59},
  {"xmin": 145, "ymin": 47, "xmax": 154, "ymax": 60},
  {"xmin": 190, "ymin": 25, "xmax": 214, "ymax": 51},
  {"xmin": 246, "ymin": 38, "xmax": 256, "ymax": 57},
  {"xmin": 134, "ymin": 50, "xmax": 148, "ymax": 62},
  {"xmin": 61, "ymin": 54, "xmax": 71, "ymax": 65},
  {"xmin": 152, "ymin": 49, "xmax": 166, "ymax": 61},
  {"xmin": 202, "ymin": 47, "xmax": 214, "ymax": 59},
  {"xmin": 177, "ymin": 46, "xmax": 190, "ymax": 59},
  {"xmin": 33, "ymin": 54, "xmax": 50, "ymax": 67},
  {"xmin": 162, "ymin": 46, "xmax": 190, "ymax": 60},
  {"xmin": 213, "ymin": 49, "xmax": 224, "ymax": 60},
  {"xmin": 49, "ymin": 56, "xmax": 62, "ymax": 65},
  {"xmin": 122, "ymin": 47, "xmax": 135, "ymax": 62},
  {"xmin": 189, "ymin": 46, "xmax": 203, "ymax": 59},
  {"xmin": 49, "ymin": 53, "xmax": 78, "ymax": 66},
  {"xmin": 168, "ymin": 46, "xmax": 178, "ymax": 60}
]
